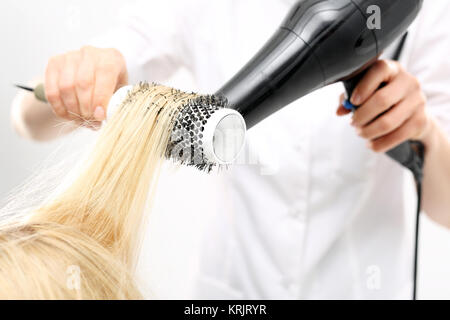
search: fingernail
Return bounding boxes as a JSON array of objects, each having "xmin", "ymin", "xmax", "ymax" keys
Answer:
[
  {"xmin": 94, "ymin": 106, "xmax": 105, "ymax": 121},
  {"xmin": 351, "ymin": 94, "xmax": 361, "ymax": 105},
  {"xmin": 356, "ymin": 127, "xmax": 362, "ymax": 136},
  {"xmin": 366, "ymin": 141, "xmax": 373, "ymax": 149}
]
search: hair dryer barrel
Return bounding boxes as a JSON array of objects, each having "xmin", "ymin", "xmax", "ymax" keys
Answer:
[
  {"xmin": 216, "ymin": 27, "xmax": 325, "ymax": 129},
  {"xmin": 216, "ymin": 0, "xmax": 422, "ymax": 129}
]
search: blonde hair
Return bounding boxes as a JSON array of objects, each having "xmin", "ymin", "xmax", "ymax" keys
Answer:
[{"xmin": 0, "ymin": 84, "xmax": 196, "ymax": 299}]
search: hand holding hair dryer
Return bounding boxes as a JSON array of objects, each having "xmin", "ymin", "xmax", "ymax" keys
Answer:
[{"xmin": 216, "ymin": 0, "xmax": 424, "ymax": 178}]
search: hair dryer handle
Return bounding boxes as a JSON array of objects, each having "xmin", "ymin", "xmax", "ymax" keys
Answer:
[{"xmin": 343, "ymin": 72, "xmax": 425, "ymax": 181}]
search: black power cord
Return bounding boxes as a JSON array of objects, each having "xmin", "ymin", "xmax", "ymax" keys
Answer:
[
  {"xmin": 413, "ymin": 180, "xmax": 421, "ymax": 300},
  {"xmin": 409, "ymin": 141, "xmax": 425, "ymax": 300},
  {"xmin": 391, "ymin": 35, "xmax": 425, "ymax": 301}
]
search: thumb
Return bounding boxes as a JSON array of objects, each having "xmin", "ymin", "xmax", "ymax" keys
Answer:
[{"xmin": 336, "ymin": 93, "xmax": 351, "ymax": 116}]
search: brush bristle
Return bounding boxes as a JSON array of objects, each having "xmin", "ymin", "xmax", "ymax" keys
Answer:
[
  {"xmin": 116, "ymin": 82, "xmax": 229, "ymax": 172},
  {"xmin": 166, "ymin": 95, "xmax": 228, "ymax": 172}
]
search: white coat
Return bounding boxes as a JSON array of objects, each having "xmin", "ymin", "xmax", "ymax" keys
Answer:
[{"xmin": 92, "ymin": 0, "xmax": 450, "ymax": 299}]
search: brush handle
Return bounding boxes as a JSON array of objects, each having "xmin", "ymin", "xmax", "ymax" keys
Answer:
[
  {"xmin": 33, "ymin": 83, "xmax": 47, "ymax": 103},
  {"xmin": 343, "ymin": 72, "xmax": 424, "ymax": 180}
]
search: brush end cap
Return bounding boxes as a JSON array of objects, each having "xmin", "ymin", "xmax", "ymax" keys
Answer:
[{"xmin": 202, "ymin": 108, "xmax": 246, "ymax": 165}]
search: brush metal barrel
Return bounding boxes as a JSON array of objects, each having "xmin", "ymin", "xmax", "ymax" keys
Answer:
[
  {"xmin": 167, "ymin": 99, "xmax": 246, "ymax": 168},
  {"xmin": 107, "ymin": 85, "xmax": 246, "ymax": 167}
]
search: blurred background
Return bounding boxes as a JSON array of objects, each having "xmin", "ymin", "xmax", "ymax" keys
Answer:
[
  {"xmin": 0, "ymin": 0, "xmax": 137, "ymax": 199},
  {"xmin": 0, "ymin": 0, "xmax": 449, "ymax": 299}
]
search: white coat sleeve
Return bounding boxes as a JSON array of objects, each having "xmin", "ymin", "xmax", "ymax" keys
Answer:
[
  {"xmin": 404, "ymin": 0, "xmax": 450, "ymax": 137},
  {"xmin": 88, "ymin": 0, "xmax": 200, "ymax": 84}
]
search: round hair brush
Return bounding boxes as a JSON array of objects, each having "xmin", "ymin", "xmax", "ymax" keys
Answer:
[
  {"xmin": 14, "ymin": 83, "xmax": 246, "ymax": 171},
  {"xmin": 107, "ymin": 85, "xmax": 246, "ymax": 171}
]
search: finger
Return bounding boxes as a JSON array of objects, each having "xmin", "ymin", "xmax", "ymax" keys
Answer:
[
  {"xmin": 357, "ymin": 95, "xmax": 421, "ymax": 140},
  {"xmin": 352, "ymin": 73, "xmax": 410, "ymax": 127},
  {"xmin": 92, "ymin": 60, "xmax": 120, "ymax": 121},
  {"xmin": 44, "ymin": 55, "xmax": 66, "ymax": 119},
  {"xmin": 75, "ymin": 48, "xmax": 96, "ymax": 119},
  {"xmin": 351, "ymin": 60, "xmax": 401, "ymax": 106},
  {"xmin": 336, "ymin": 93, "xmax": 351, "ymax": 116},
  {"xmin": 368, "ymin": 110, "xmax": 428, "ymax": 153},
  {"xmin": 58, "ymin": 52, "xmax": 82, "ymax": 120},
  {"xmin": 110, "ymin": 48, "xmax": 129, "ymax": 89},
  {"xmin": 337, "ymin": 105, "xmax": 352, "ymax": 116}
]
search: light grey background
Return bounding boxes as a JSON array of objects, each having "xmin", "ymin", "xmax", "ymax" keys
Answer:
[
  {"xmin": 0, "ymin": 0, "xmax": 449, "ymax": 299},
  {"xmin": 0, "ymin": 0, "xmax": 139, "ymax": 199}
]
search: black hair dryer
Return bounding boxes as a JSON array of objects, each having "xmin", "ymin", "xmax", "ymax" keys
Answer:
[{"xmin": 216, "ymin": 0, "xmax": 424, "ymax": 179}]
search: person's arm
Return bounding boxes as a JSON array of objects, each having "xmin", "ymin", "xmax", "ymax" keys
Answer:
[
  {"xmin": 420, "ymin": 117, "xmax": 450, "ymax": 226},
  {"xmin": 12, "ymin": 0, "xmax": 199, "ymax": 141}
]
